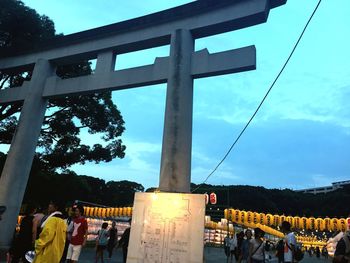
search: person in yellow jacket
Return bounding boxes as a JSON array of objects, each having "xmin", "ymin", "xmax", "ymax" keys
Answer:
[{"xmin": 33, "ymin": 204, "xmax": 67, "ymax": 263}]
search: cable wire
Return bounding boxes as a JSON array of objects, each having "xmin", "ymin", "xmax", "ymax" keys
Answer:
[{"xmin": 192, "ymin": 0, "xmax": 322, "ymax": 193}]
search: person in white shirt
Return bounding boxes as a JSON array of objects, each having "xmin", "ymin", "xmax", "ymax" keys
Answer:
[
  {"xmin": 229, "ymin": 233, "xmax": 238, "ymax": 263},
  {"xmin": 248, "ymin": 227, "xmax": 265, "ymax": 263},
  {"xmin": 282, "ymin": 221, "xmax": 296, "ymax": 263}
]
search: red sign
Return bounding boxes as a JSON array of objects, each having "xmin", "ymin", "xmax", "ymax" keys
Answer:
[{"xmin": 209, "ymin": 192, "xmax": 217, "ymax": 205}]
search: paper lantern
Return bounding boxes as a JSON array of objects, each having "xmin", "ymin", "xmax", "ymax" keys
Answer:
[
  {"xmin": 331, "ymin": 218, "xmax": 339, "ymax": 231},
  {"xmin": 259, "ymin": 213, "xmax": 266, "ymax": 225},
  {"xmin": 266, "ymin": 214, "xmax": 273, "ymax": 226},
  {"xmin": 286, "ymin": 216, "xmax": 294, "ymax": 228},
  {"xmin": 224, "ymin": 209, "xmax": 229, "ymax": 220},
  {"xmin": 308, "ymin": 217, "xmax": 316, "ymax": 231},
  {"xmin": 209, "ymin": 192, "xmax": 217, "ymax": 205},
  {"xmin": 83, "ymin": 207, "xmax": 89, "ymax": 217},
  {"xmin": 233, "ymin": 209, "xmax": 240, "ymax": 223},
  {"xmin": 315, "ymin": 218, "xmax": 324, "ymax": 231},
  {"xmin": 253, "ymin": 212, "xmax": 261, "ymax": 225},
  {"xmin": 102, "ymin": 208, "xmax": 107, "ymax": 218},
  {"xmin": 279, "ymin": 215, "xmax": 286, "ymax": 226},
  {"xmin": 246, "ymin": 211, "xmax": 253, "ymax": 224},
  {"xmin": 301, "ymin": 217, "xmax": 308, "ymax": 230},
  {"xmin": 273, "ymin": 215, "xmax": 279, "ymax": 227},
  {"xmin": 127, "ymin": 207, "xmax": 132, "ymax": 217},
  {"xmin": 338, "ymin": 218, "xmax": 347, "ymax": 232},
  {"xmin": 324, "ymin": 218, "xmax": 331, "ymax": 231},
  {"xmin": 294, "ymin": 217, "xmax": 301, "ymax": 229},
  {"xmin": 240, "ymin": 211, "xmax": 247, "ymax": 224}
]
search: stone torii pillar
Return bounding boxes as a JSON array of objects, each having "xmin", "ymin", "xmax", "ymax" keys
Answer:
[
  {"xmin": 159, "ymin": 29, "xmax": 194, "ymax": 193},
  {"xmin": 0, "ymin": 60, "xmax": 55, "ymax": 253}
]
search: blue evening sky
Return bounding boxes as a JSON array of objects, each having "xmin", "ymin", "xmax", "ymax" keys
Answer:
[{"xmin": 21, "ymin": 0, "xmax": 350, "ymax": 190}]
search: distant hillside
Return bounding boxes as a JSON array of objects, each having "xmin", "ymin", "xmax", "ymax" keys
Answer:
[
  {"xmin": 1, "ymin": 153, "xmax": 348, "ymax": 217},
  {"xmin": 191, "ymin": 183, "xmax": 350, "ymax": 218}
]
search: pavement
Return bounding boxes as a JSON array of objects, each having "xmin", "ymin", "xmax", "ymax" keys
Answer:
[
  {"xmin": 78, "ymin": 246, "xmax": 332, "ymax": 263},
  {"xmin": 1, "ymin": 246, "xmax": 333, "ymax": 262}
]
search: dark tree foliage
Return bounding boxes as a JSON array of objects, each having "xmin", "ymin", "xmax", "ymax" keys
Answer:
[
  {"xmin": 191, "ymin": 183, "xmax": 350, "ymax": 218},
  {"xmin": 22, "ymin": 167, "xmax": 144, "ymax": 208},
  {"xmin": 0, "ymin": 0, "xmax": 126, "ymax": 170}
]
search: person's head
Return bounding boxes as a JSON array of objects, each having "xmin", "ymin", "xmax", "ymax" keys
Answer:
[
  {"xmin": 48, "ymin": 200, "xmax": 59, "ymax": 214},
  {"xmin": 35, "ymin": 205, "xmax": 44, "ymax": 214},
  {"xmin": 74, "ymin": 205, "xmax": 84, "ymax": 218},
  {"xmin": 112, "ymin": 221, "xmax": 116, "ymax": 228},
  {"xmin": 24, "ymin": 203, "xmax": 36, "ymax": 216},
  {"xmin": 245, "ymin": 229, "xmax": 252, "ymax": 239},
  {"xmin": 281, "ymin": 221, "xmax": 291, "ymax": 233},
  {"xmin": 254, "ymin": 227, "xmax": 265, "ymax": 239},
  {"xmin": 102, "ymin": 222, "xmax": 108, "ymax": 229}
]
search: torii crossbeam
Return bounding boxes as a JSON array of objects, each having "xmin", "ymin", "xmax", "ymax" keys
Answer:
[{"xmin": 0, "ymin": 0, "xmax": 286, "ymax": 253}]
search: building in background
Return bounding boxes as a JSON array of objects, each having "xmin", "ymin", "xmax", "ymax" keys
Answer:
[{"xmin": 296, "ymin": 180, "xmax": 350, "ymax": 194}]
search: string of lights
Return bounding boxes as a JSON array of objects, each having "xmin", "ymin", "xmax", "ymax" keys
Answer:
[{"xmin": 192, "ymin": 0, "xmax": 322, "ymax": 193}]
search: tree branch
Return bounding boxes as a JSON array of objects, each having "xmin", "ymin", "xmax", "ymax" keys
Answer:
[
  {"xmin": 0, "ymin": 75, "xmax": 10, "ymax": 89},
  {"xmin": 44, "ymin": 106, "xmax": 70, "ymax": 119},
  {"xmin": 0, "ymin": 104, "xmax": 21, "ymax": 121}
]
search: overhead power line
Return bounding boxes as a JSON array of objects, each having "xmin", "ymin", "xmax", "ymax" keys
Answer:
[{"xmin": 192, "ymin": 0, "xmax": 322, "ymax": 193}]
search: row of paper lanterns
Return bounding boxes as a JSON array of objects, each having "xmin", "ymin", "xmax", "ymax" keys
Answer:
[
  {"xmin": 224, "ymin": 209, "xmax": 349, "ymax": 232},
  {"xmin": 83, "ymin": 206, "xmax": 132, "ymax": 218},
  {"xmin": 205, "ymin": 216, "xmax": 327, "ymax": 248}
]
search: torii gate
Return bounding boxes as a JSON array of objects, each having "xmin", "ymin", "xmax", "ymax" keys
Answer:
[{"xmin": 0, "ymin": 0, "xmax": 286, "ymax": 253}]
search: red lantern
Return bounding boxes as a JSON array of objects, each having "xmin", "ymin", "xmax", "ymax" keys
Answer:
[
  {"xmin": 204, "ymin": 193, "xmax": 209, "ymax": 205},
  {"xmin": 209, "ymin": 192, "xmax": 217, "ymax": 205}
]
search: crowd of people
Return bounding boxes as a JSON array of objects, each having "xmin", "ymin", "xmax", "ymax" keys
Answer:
[
  {"xmin": 223, "ymin": 221, "xmax": 301, "ymax": 263},
  {"xmin": 4, "ymin": 201, "xmax": 131, "ymax": 263},
  {"xmin": 2, "ymin": 204, "xmax": 350, "ymax": 263},
  {"xmin": 222, "ymin": 220, "xmax": 350, "ymax": 263}
]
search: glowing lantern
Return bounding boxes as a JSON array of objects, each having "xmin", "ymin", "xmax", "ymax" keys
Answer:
[
  {"xmin": 339, "ymin": 218, "xmax": 347, "ymax": 232},
  {"xmin": 209, "ymin": 192, "xmax": 217, "ymax": 205},
  {"xmin": 301, "ymin": 217, "xmax": 308, "ymax": 230},
  {"xmin": 127, "ymin": 207, "xmax": 132, "ymax": 217},
  {"xmin": 331, "ymin": 218, "xmax": 339, "ymax": 231},
  {"xmin": 259, "ymin": 213, "xmax": 266, "ymax": 225},
  {"xmin": 294, "ymin": 217, "xmax": 301, "ymax": 229},
  {"xmin": 308, "ymin": 217, "xmax": 316, "ymax": 231},
  {"xmin": 315, "ymin": 218, "xmax": 324, "ymax": 231},
  {"xmin": 240, "ymin": 211, "xmax": 247, "ymax": 224},
  {"xmin": 279, "ymin": 215, "xmax": 286, "ymax": 226},
  {"xmin": 83, "ymin": 207, "xmax": 89, "ymax": 217},
  {"xmin": 273, "ymin": 215, "xmax": 279, "ymax": 227},
  {"xmin": 247, "ymin": 211, "xmax": 253, "ymax": 224},
  {"xmin": 233, "ymin": 210, "xmax": 240, "ymax": 223},
  {"xmin": 286, "ymin": 216, "xmax": 294, "ymax": 228},
  {"xmin": 253, "ymin": 212, "xmax": 261, "ymax": 225},
  {"xmin": 112, "ymin": 208, "xmax": 117, "ymax": 217},
  {"xmin": 224, "ymin": 209, "xmax": 229, "ymax": 220},
  {"xmin": 324, "ymin": 218, "xmax": 331, "ymax": 231},
  {"xmin": 266, "ymin": 214, "xmax": 273, "ymax": 226}
]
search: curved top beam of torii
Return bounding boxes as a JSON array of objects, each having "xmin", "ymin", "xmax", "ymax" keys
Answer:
[{"xmin": 0, "ymin": 0, "xmax": 286, "ymax": 71}]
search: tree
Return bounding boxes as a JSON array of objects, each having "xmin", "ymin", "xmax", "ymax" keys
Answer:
[{"xmin": 0, "ymin": 0, "xmax": 126, "ymax": 171}]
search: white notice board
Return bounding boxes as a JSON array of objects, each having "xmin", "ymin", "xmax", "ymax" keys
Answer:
[{"xmin": 127, "ymin": 192, "xmax": 205, "ymax": 263}]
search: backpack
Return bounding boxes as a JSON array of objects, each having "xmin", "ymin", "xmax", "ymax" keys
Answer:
[
  {"xmin": 286, "ymin": 242, "xmax": 304, "ymax": 262},
  {"xmin": 294, "ymin": 245, "xmax": 304, "ymax": 262},
  {"xmin": 97, "ymin": 229, "xmax": 109, "ymax": 246}
]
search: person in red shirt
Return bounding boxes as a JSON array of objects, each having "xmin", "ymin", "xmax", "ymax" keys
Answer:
[{"xmin": 66, "ymin": 205, "xmax": 88, "ymax": 263}]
